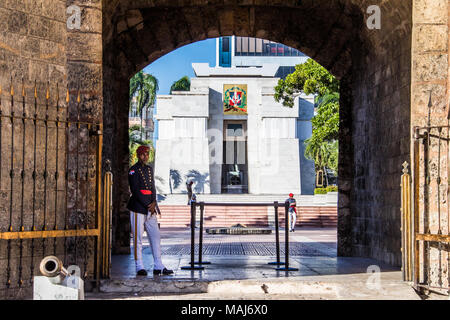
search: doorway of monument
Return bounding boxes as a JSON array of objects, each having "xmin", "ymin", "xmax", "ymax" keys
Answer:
[{"xmin": 222, "ymin": 120, "xmax": 248, "ymax": 194}]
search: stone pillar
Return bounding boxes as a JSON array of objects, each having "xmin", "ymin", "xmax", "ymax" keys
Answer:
[{"xmin": 411, "ymin": 0, "xmax": 449, "ymax": 290}]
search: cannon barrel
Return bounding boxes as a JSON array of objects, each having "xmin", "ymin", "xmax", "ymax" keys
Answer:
[{"xmin": 39, "ymin": 256, "xmax": 69, "ymax": 279}]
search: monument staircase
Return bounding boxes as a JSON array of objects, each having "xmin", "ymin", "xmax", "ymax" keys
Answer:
[{"xmin": 157, "ymin": 194, "xmax": 338, "ymax": 228}]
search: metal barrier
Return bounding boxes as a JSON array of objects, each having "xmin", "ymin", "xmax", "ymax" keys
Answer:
[
  {"xmin": 276, "ymin": 202, "xmax": 298, "ymax": 271},
  {"xmin": 181, "ymin": 202, "xmax": 204, "ymax": 270},
  {"xmin": 0, "ymin": 79, "xmax": 106, "ymax": 295},
  {"xmin": 268, "ymin": 201, "xmax": 285, "ymax": 266},
  {"xmin": 182, "ymin": 201, "xmax": 297, "ymax": 271}
]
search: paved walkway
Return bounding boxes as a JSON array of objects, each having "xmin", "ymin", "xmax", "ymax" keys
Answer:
[
  {"xmin": 110, "ymin": 227, "xmax": 354, "ymax": 280},
  {"xmin": 90, "ymin": 227, "xmax": 421, "ymax": 299}
]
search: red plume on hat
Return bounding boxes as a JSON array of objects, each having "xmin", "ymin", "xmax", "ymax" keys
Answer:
[
  {"xmin": 136, "ymin": 145, "xmax": 150, "ymax": 156},
  {"xmin": 289, "ymin": 193, "xmax": 294, "ymax": 197}
]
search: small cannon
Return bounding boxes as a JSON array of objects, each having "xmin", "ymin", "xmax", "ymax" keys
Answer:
[
  {"xmin": 39, "ymin": 256, "xmax": 69, "ymax": 281},
  {"xmin": 33, "ymin": 256, "xmax": 84, "ymax": 300}
]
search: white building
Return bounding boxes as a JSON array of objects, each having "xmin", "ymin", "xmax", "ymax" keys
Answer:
[{"xmin": 154, "ymin": 63, "xmax": 315, "ymax": 195}]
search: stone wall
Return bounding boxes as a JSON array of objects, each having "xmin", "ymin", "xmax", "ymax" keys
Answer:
[
  {"xmin": 410, "ymin": 0, "xmax": 450, "ymax": 290},
  {"xmin": 339, "ymin": 0, "xmax": 413, "ymax": 266}
]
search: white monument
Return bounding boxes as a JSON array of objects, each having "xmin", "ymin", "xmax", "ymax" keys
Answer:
[{"xmin": 154, "ymin": 63, "xmax": 315, "ymax": 196}]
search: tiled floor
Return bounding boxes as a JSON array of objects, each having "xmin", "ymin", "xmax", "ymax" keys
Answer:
[{"xmin": 111, "ymin": 227, "xmax": 399, "ymax": 281}]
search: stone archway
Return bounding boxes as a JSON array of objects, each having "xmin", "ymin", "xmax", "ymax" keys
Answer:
[
  {"xmin": 0, "ymin": 0, "xmax": 448, "ymax": 299},
  {"xmin": 101, "ymin": 0, "xmax": 413, "ymax": 268}
]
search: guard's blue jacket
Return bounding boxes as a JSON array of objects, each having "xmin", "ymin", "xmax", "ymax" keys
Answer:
[{"xmin": 127, "ymin": 162, "xmax": 157, "ymax": 215}]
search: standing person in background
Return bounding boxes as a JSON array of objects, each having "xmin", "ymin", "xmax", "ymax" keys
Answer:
[
  {"xmin": 286, "ymin": 193, "xmax": 297, "ymax": 232},
  {"xmin": 186, "ymin": 180, "xmax": 194, "ymax": 205},
  {"xmin": 127, "ymin": 145, "xmax": 174, "ymax": 276}
]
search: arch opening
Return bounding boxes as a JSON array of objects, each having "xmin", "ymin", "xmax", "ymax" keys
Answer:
[{"xmin": 102, "ymin": 1, "xmax": 412, "ymax": 269}]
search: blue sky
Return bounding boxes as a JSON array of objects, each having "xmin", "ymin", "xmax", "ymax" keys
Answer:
[{"xmin": 143, "ymin": 38, "xmax": 217, "ymax": 95}]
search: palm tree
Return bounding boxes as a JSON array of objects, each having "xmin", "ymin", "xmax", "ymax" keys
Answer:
[
  {"xmin": 170, "ymin": 76, "xmax": 190, "ymax": 93},
  {"xmin": 130, "ymin": 71, "xmax": 159, "ymax": 140},
  {"xmin": 129, "ymin": 124, "xmax": 154, "ymax": 165}
]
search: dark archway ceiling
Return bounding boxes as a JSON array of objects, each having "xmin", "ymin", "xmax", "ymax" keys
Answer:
[{"xmin": 103, "ymin": 0, "xmax": 366, "ymax": 80}]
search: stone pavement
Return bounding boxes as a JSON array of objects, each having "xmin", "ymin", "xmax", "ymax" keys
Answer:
[{"xmin": 89, "ymin": 227, "xmax": 420, "ymax": 300}]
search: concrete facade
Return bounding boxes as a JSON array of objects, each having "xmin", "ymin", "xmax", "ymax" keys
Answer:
[{"xmin": 154, "ymin": 63, "xmax": 315, "ymax": 196}]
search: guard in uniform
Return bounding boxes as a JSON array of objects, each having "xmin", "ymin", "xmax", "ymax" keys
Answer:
[{"xmin": 127, "ymin": 145, "xmax": 174, "ymax": 276}]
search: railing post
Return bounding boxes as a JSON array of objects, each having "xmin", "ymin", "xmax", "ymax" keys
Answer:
[
  {"xmin": 181, "ymin": 202, "xmax": 204, "ymax": 270},
  {"xmin": 276, "ymin": 201, "xmax": 298, "ymax": 271},
  {"xmin": 269, "ymin": 201, "xmax": 285, "ymax": 266},
  {"xmin": 194, "ymin": 202, "xmax": 210, "ymax": 265},
  {"xmin": 401, "ymin": 161, "xmax": 413, "ymax": 282},
  {"xmin": 101, "ymin": 159, "xmax": 113, "ymax": 279}
]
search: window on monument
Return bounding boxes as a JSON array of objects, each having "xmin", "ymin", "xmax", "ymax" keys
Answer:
[
  {"xmin": 255, "ymin": 38, "xmax": 263, "ymax": 56},
  {"xmin": 242, "ymin": 37, "xmax": 248, "ymax": 55},
  {"xmin": 235, "ymin": 37, "xmax": 241, "ymax": 56},
  {"xmin": 222, "ymin": 37, "xmax": 230, "ymax": 52},
  {"xmin": 226, "ymin": 123, "xmax": 243, "ymax": 137},
  {"xmin": 249, "ymin": 37, "xmax": 256, "ymax": 55},
  {"xmin": 270, "ymin": 43, "xmax": 277, "ymax": 55}
]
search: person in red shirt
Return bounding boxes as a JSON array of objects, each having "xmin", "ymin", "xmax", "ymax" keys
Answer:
[{"xmin": 286, "ymin": 193, "xmax": 297, "ymax": 232}]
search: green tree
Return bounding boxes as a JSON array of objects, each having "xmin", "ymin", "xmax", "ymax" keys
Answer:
[
  {"xmin": 275, "ymin": 59, "xmax": 340, "ymax": 178},
  {"xmin": 170, "ymin": 76, "xmax": 190, "ymax": 93},
  {"xmin": 274, "ymin": 59, "xmax": 339, "ymax": 107},
  {"xmin": 129, "ymin": 124, "xmax": 155, "ymax": 165},
  {"xmin": 130, "ymin": 71, "xmax": 159, "ymax": 140}
]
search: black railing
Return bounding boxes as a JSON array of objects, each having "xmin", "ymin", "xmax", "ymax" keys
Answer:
[{"xmin": 181, "ymin": 201, "xmax": 298, "ymax": 272}]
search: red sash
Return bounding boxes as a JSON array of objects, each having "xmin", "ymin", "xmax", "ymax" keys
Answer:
[{"xmin": 140, "ymin": 190, "xmax": 152, "ymax": 195}]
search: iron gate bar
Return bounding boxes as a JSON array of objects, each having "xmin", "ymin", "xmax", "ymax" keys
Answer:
[
  {"xmin": 0, "ymin": 85, "xmax": 2, "ymax": 182},
  {"xmin": 53, "ymin": 83, "xmax": 60, "ymax": 257},
  {"xmin": 84, "ymin": 123, "xmax": 90, "ymax": 277},
  {"xmin": 74, "ymin": 90, "xmax": 80, "ymax": 267},
  {"xmin": 0, "ymin": 229, "xmax": 100, "ymax": 240},
  {"xmin": 9, "ymin": 79, "xmax": 14, "ymax": 233},
  {"xmin": 415, "ymin": 234, "xmax": 450, "ymax": 242},
  {"xmin": 64, "ymin": 88, "xmax": 70, "ymax": 266},
  {"xmin": 6, "ymin": 80, "xmax": 14, "ymax": 289},
  {"xmin": 30, "ymin": 81, "xmax": 38, "ymax": 285},
  {"xmin": 437, "ymin": 127, "xmax": 443, "ymax": 287},
  {"xmin": 18, "ymin": 79, "xmax": 26, "ymax": 287},
  {"xmin": 43, "ymin": 83, "xmax": 50, "ymax": 233}
]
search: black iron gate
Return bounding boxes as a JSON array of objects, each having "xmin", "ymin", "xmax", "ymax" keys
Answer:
[
  {"xmin": 0, "ymin": 78, "xmax": 111, "ymax": 299},
  {"xmin": 410, "ymin": 123, "xmax": 450, "ymax": 296}
]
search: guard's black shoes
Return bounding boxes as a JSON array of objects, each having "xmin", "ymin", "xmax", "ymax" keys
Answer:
[
  {"xmin": 153, "ymin": 268, "xmax": 174, "ymax": 275},
  {"xmin": 137, "ymin": 269, "xmax": 148, "ymax": 276}
]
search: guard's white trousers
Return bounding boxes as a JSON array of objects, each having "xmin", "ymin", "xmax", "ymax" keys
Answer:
[
  {"xmin": 289, "ymin": 209, "xmax": 297, "ymax": 231},
  {"xmin": 130, "ymin": 211, "xmax": 165, "ymax": 272}
]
